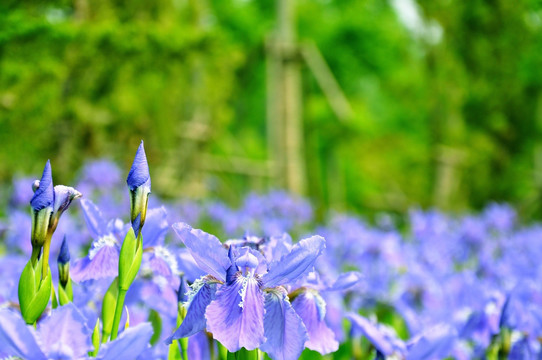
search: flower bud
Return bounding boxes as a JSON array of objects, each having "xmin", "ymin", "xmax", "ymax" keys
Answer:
[
  {"xmin": 57, "ymin": 236, "xmax": 70, "ymax": 288},
  {"xmin": 30, "ymin": 161, "xmax": 54, "ymax": 248},
  {"xmin": 126, "ymin": 141, "xmax": 151, "ymax": 234},
  {"xmin": 49, "ymin": 185, "xmax": 82, "ymax": 234}
]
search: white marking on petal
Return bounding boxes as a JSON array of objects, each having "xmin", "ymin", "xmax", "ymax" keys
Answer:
[
  {"xmin": 154, "ymin": 246, "xmax": 179, "ymax": 276},
  {"xmin": 89, "ymin": 234, "xmax": 117, "ymax": 260}
]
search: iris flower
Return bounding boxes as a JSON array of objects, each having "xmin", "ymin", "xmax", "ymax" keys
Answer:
[{"xmin": 167, "ymin": 223, "xmax": 339, "ymax": 360}]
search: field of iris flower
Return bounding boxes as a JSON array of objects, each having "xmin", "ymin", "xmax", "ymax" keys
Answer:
[{"xmin": 0, "ymin": 142, "xmax": 540, "ymax": 360}]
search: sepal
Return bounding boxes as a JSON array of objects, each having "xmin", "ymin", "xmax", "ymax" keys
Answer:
[{"xmin": 18, "ymin": 260, "xmax": 52, "ymax": 324}]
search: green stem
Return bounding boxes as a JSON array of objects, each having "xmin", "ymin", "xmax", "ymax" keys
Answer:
[
  {"xmin": 180, "ymin": 337, "xmax": 188, "ymax": 360},
  {"xmin": 227, "ymin": 349, "xmax": 260, "ymax": 360},
  {"xmin": 30, "ymin": 246, "xmax": 40, "ymax": 267},
  {"xmin": 41, "ymin": 239, "xmax": 51, "ymax": 282},
  {"xmin": 217, "ymin": 342, "xmax": 228, "ymax": 360},
  {"xmin": 110, "ymin": 288, "xmax": 127, "ymax": 340}
]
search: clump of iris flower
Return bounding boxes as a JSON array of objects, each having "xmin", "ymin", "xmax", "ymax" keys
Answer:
[{"xmin": 166, "ymin": 223, "xmax": 339, "ymax": 360}]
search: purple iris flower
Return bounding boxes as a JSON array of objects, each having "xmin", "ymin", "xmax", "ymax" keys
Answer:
[
  {"xmin": 71, "ymin": 199, "xmax": 126, "ymax": 282},
  {"xmin": 167, "ymin": 223, "xmax": 335, "ymax": 360}
]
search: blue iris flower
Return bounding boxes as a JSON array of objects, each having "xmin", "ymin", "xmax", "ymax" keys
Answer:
[{"xmin": 166, "ymin": 223, "xmax": 338, "ymax": 360}]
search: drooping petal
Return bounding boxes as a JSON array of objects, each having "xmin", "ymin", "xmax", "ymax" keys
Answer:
[
  {"xmin": 205, "ymin": 275, "xmax": 265, "ymax": 351},
  {"xmin": 30, "ymin": 160, "xmax": 54, "ymax": 211},
  {"xmin": 52, "ymin": 185, "xmax": 82, "ymax": 218},
  {"xmin": 38, "ymin": 303, "xmax": 93, "ymax": 359},
  {"xmin": 0, "ymin": 309, "xmax": 46, "ymax": 360},
  {"xmin": 166, "ymin": 276, "xmax": 218, "ymax": 342},
  {"xmin": 141, "ymin": 207, "xmax": 168, "ymax": 247},
  {"xmin": 80, "ymin": 198, "xmax": 108, "ymax": 238},
  {"xmin": 97, "ymin": 323, "xmax": 153, "ymax": 360},
  {"xmin": 71, "ymin": 240, "xmax": 119, "ymax": 282},
  {"xmin": 172, "ymin": 223, "xmax": 230, "ymax": 282},
  {"xmin": 260, "ymin": 288, "xmax": 308, "ymax": 360},
  {"xmin": 187, "ymin": 331, "xmax": 212, "ymax": 360},
  {"xmin": 263, "ymin": 236, "xmax": 325, "ymax": 288},
  {"xmin": 291, "ymin": 289, "xmax": 338, "ymax": 355}
]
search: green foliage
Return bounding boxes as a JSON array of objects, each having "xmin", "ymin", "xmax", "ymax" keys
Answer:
[{"xmin": 2, "ymin": 0, "xmax": 542, "ymax": 217}]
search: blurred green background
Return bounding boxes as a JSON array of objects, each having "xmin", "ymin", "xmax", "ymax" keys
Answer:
[{"xmin": 2, "ymin": 0, "xmax": 542, "ymax": 219}]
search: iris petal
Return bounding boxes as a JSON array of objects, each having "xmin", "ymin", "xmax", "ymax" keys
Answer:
[
  {"xmin": 263, "ymin": 235, "xmax": 325, "ymax": 288},
  {"xmin": 0, "ymin": 309, "xmax": 46, "ymax": 359},
  {"xmin": 291, "ymin": 290, "xmax": 338, "ymax": 355},
  {"xmin": 205, "ymin": 275, "xmax": 265, "ymax": 351},
  {"xmin": 97, "ymin": 323, "xmax": 153, "ymax": 360},
  {"xmin": 187, "ymin": 331, "xmax": 212, "ymax": 360},
  {"xmin": 166, "ymin": 277, "xmax": 218, "ymax": 342},
  {"xmin": 172, "ymin": 223, "xmax": 231, "ymax": 282},
  {"xmin": 260, "ymin": 289, "xmax": 308, "ymax": 360},
  {"xmin": 80, "ymin": 199, "xmax": 108, "ymax": 238},
  {"xmin": 71, "ymin": 242, "xmax": 119, "ymax": 282},
  {"xmin": 38, "ymin": 303, "xmax": 93, "ymax": 359}
]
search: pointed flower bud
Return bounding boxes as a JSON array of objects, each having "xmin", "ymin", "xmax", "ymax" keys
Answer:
[
  {"xmin": 127, "ymin": 141, "xmax": 151, "ymax": 233},
  {"xmin": 57, "ymin": 237, "xmax": 70, "ymax": 288},
  {"xmin": 30, "ymin": 161, "xmax": 54, "ymax": 248}
]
